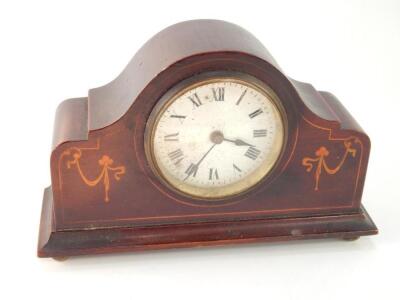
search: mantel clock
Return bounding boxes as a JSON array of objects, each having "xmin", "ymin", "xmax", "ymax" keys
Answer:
[{"xmin": 38, "ymin": 20, "xmax": 377, "ymax": 258}]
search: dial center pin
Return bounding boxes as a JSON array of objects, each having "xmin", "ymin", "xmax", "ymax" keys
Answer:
[{"xmin": 210, "ymin": 130, "xmax": 224, "ymax": 144}]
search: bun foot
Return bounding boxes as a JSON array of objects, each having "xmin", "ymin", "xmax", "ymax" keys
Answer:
[{"xmin": 52, "ymin": 256, "xmax": 69, "ymax": 261}]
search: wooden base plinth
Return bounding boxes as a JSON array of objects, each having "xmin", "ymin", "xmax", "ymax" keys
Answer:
[{"xmin": 38, "ymin": 188, "xmax": 378, "ymax": 258}]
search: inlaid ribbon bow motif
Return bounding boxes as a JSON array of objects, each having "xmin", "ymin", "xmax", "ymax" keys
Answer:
[
  {"xmin": 302, "ymin": 138, "xmax": 359, "ymax": 191},
  {"xmin": 64, "ymin": 147, "xmax": 126, "ymax": 202}
]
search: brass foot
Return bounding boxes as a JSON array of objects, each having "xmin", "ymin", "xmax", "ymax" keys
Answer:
[{"xmin": 52, "ymin": 256, "xmax": 69, "ymax": 261}]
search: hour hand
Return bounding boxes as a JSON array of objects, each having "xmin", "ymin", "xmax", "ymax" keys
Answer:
[
  {"xmin": 223, "ymin": 137, "xmax": 254, "ymax": 147},
  {"xmin": 233, "ymin": 138, "xmax": 254, "ymax": 147},
  {"xmin": 183, "ymin": 144, "xmax": 217, "ymax": 181}
]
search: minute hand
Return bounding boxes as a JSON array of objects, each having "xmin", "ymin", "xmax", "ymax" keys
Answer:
[
  {"xmin": 183, "ymin": 143, "xmax": 217, "ymax": 181},
  {"xmin": 223, "ymin": 138, "xmax": 254, "ymax": 147}
]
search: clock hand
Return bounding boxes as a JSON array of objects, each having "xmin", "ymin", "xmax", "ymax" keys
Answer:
[
  {"xmin": 184, "ymin": 143, "xmax": 217, "ymax": 181},
  {"xmin": 223, "ymin": 137, "xmax": 255, "ymax": 147}
]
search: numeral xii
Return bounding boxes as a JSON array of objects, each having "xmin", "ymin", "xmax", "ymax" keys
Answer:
[{"xmin": 212, "ymin": 87, "xmax": 225, "ymax": 101}]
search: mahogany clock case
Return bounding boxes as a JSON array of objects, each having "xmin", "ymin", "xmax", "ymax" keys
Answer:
[{"xmin": 38, "ymin": 20, "xmax": 377, "ymax": 258}]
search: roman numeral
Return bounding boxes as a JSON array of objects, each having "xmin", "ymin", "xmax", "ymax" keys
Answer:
[
  {"xmin": 253, "ymin": 129, "xmax": 267, "ymax": 137},
  {"xmin": 185, "ymin": 163, "xmax": 198, "ymax": 178},
  {"xmin": 168, "ymin": 149, "xmax": 184, "ymax": 165},
  {"xmin": 209, "ymin": 168, "xmax": 219, "ymax": 180},
  {"xmin": 236, "ymin": 89, "xmax": 247, "ymax": 105},
  {"xmin": 170, "ymin": 114, "xmax": 186, "ymax": 119},
  {"xmin": 164, "ymin": 132, "xmax": 179, "ymax": 141},
  {"xmin": 249, "ymin": 108, "xmax": 263, "ymax": 119},
  {"xmin": 188, "ymin": 93, "xmax": 202, "ymax": 107},
  {"xmin": 233, "ymin": 164, "xmax": 242, "ymax": 172},
  {"xmin": 244, "ymin": 147, "xmax": 261, "ymax": 160},
  {"xmin": 212, "ymin": 87, "xmax": 225, "ymax": 101}
]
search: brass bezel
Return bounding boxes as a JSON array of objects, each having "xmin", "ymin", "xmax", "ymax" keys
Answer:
[{"xmin": 144, "ymin": 72, "xmax": 287, "ymax": 201}]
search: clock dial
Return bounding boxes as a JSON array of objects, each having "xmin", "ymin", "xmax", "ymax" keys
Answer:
[{"xmin": 147, "ymin": 76, "xmax": 285, "ymax": 199}]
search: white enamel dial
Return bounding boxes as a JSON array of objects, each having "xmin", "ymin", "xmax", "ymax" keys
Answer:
[{"xmin": 147, "ymin": 76, "xmax": 285, "ymax": 199}]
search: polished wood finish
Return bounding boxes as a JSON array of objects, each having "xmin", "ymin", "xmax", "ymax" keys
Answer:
[{"xmin": 38, "ymin": 20, "xmax": 377, "ymax": 258}]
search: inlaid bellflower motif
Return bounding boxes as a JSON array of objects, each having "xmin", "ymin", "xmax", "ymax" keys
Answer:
[
  {"xmin": 302, "ymin": 138, "xmax": 359, "ymax": 191},
  {"xmin": 64, "ymin": 148, "xmax": 126, "ymax": 202}
]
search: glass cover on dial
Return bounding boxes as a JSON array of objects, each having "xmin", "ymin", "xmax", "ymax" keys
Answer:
[{"xmin": 147, "ymin": 76, "xmax": 285, "ymax": 199}]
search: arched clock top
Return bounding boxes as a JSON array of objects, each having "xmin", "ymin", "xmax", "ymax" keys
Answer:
[{"xmin": 88, "ymin": 19, "xmax": 282, "ymax": 131}]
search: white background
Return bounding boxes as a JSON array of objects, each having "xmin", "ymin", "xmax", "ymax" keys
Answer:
[{"xmin": 1, "ymin": 1, "xmax": 399, "ymax": 299}]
